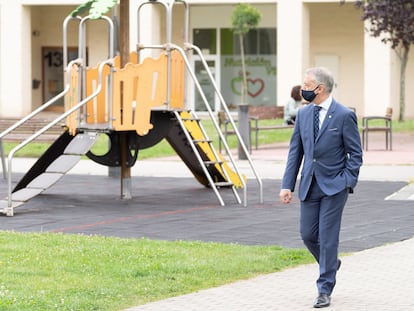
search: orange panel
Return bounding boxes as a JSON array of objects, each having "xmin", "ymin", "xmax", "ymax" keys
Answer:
[
  {"xmin": 65, "ymin": 66, "xmax": 79, "ymax": 136},
  {"xmin": 85, "ymin": 65, "xmax": 111, "ymax": 124},
  {"xmin": 66, "ymin": 50, "xmax": 185, "ymax": 135},
  {"xmin": 169, "ymin": 50, "xmax": 185, "ymax": 109},
  {"xmin": 112, "ymin": 54, "xmax": 168, "ymax": 135},
  {"xmin": 113, "ymin": 55, "xmax": 121, "ymax": 69},
  {"xmin": 113, "ymin": 52, "xmax": 137, "ymax": 69},
  {"xmin": 129, "ymin": 51, "xmax": 138, "ymax": 64}
]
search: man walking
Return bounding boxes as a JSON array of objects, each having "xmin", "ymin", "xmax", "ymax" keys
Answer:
[{"xmin": 279, "ymin": 67, "xmax": 363, "ymax": 308}]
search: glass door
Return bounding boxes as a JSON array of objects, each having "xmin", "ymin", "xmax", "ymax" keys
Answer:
[
  {"xmin": 42, "ymin": 47, "xmax": 78, "ymax": 108},
  {"xmin": 191, "ymin": 28, "xmax": 220, "ymax": 113},
  {"xmin": 194, "ymin": 59, "xmax": 217, "ymax": 112}
]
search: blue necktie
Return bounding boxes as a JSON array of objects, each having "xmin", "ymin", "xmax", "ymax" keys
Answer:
[{"xmin": 314, "ymin": 106, "xmax": 322, "ymax": 141}]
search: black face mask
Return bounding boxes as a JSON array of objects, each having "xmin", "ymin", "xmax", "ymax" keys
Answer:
[{"xmin": 301, "ymin": 85, "xmax": 319, "ymax": 102}]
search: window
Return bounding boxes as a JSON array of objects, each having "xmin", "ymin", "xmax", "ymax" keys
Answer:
[
  {"xmin": 193, "ymin": 29, "xmax": 217, "ymax": 54},
  {"xmin": 221, "ymin": 28, "xmax": 276, "ymax": 55},
  {"xmin": 220, "ymin": 28, "xmax": 277, "ymax": 107}
]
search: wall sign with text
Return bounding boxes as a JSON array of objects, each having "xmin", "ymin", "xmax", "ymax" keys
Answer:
[{"xmin": 221, "ymin": 55, "xmax": 276, "ymax": 107}]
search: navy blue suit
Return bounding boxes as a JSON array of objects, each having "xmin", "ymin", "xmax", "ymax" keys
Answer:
[{"xmin": 281, "ymin": 99, "xmax": 363, "ymax": 295}]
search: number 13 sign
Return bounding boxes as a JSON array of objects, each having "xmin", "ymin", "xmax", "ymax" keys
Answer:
[{"xmin": 42, "ymin": 47, "xmax": 78, "ymax": 107}]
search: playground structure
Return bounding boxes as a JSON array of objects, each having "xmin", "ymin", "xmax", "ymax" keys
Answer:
[{"xmin": 0, "ymin": 0, "xmax": 262, "ymax": 217}]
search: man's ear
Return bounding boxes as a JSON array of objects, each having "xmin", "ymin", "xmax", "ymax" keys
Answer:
[{"xmin": 316, "ymin": 84, "xmax": 323, "ymax": 94}]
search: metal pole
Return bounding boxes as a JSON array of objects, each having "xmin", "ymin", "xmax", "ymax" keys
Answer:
[{"xmin": 238, "ymin": 104, "xmax": 250, "ymax": 160}]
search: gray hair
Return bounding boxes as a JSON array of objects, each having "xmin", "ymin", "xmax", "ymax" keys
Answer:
[{"xmin": 305, "ymin": 67, "xmax": 334, "ymax": 93}]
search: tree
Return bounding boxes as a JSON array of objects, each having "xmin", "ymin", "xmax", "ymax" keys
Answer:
[
  {"xmin": 349, "ymin": 0, "xmax": 414, "ymax": 121},
  {"xmin": 70, "ymin": 0, "xmax": 117, "ymax": 19},
  {"xmin": 71, "ymin": 0, "xmax": 132, "ymax": 198},
  {"xmin": 231, "ymin": 3, "xmax": 261, "ymax": 105}
]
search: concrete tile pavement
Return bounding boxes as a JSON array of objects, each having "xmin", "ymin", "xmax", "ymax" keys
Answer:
[
  {"xmin": 125, "ymin": 237, "xmax": 414, "ymax": 311},
  {"xmin": 123, "ymin": 132, "xmax": 414, "ymax": 311}
]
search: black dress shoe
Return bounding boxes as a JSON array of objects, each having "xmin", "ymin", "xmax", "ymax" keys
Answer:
[{"xmin": 313, "ymin": 294, "xmax": 331, "ymax": 308}]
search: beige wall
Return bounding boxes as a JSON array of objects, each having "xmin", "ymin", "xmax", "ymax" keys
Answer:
[
  {"xmin": 308, "ymin": 3, "xmax": 364, "ymax": 116},
  {"xmin": 30, "ymin": 5, "xmax": 114, "ymax": 110},
  {"xmin": 31, "ymin": 6, "xmax": 78, "ymax": 109}
]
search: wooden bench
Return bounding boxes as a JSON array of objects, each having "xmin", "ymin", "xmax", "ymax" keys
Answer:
[
  {"xmin": 249, "ymin": 106, "xmax": 294, "ymax": 150},
  {"xmin": 217, "ymin": 110, "xmax": 254, "ymax": 153},
  {"xmin": 218, "ymin": 106, "xmax": 294, "ymax": 151}
]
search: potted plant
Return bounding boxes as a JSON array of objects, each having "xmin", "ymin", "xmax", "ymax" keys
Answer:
[
  {"xmin": 231, "ymin": 3, "xmax": 261, "ymax": 105},
  {"xmin": 231, "ymin": 3, "xmax": 261, "ymax": 158}
]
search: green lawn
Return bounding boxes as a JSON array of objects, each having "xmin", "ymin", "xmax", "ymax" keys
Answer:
[
  {"xmin": 2, "ymin": 118, "xmax": 413, "ymax": 159},
  {"xmin": 0, "ymin": 232, "xmax": 313, "ymax": 310}
]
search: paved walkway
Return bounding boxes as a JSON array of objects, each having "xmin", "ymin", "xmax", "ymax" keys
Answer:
[
  {"xmin": 124, "ymin": 132, "xmax": 414, "ymax": 311},
  {"xmin": 2, "ymin": 131, "xmax": 414, "ymax": 310},
  {"xmin": 125, "ymin": 238, "xmax": 414, "ymax": 311}
]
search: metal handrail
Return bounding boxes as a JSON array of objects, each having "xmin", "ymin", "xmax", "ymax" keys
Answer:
[
  {"xmin": 0, "ymin": 59, "xmax": 82, "ymax": 142},
  {"xmin": 5, "ymin": 59, "xmax": 114, "ymax": 209},
  {"xmin": 169, "ymin": 43, "xmax": 251, "ymax": 206},
  {"xmin": 137, "ymin": 0, "xmax": 188, "ymax": 110},
  {"xmin": 78, "ymin": 15, "xmax": 115, "ymax": 127},
  {"xmin": 63, "ymin": 15, "xmax": 82, "ymax": 69},
  {"xmin": 165, "ymin": 1, "xmax": 189, "ymax": 109},
  {"xmin": 137, "ymin": 1, "xmax": 169, "ymax": 45},
  {"xmin": 188, "ymin": 43, "xmax": 264, "ymax": 204}
]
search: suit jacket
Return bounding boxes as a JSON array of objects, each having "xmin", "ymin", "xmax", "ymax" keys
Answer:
[{"xmin": 281, "ymin": 99, "xmax": 363, "ymax": 201}]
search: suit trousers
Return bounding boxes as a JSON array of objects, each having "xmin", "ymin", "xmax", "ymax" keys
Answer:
[{"xmin": 300, "ymin": 177, "xmax": 348, "ymax": 295}]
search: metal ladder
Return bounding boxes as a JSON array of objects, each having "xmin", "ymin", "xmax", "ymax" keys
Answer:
[{"xmin": 174, "ymin": 110, "xmax": 242, "ymax": 206}]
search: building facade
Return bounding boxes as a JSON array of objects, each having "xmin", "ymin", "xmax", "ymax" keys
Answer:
[{"xmin": 0, "ymin": 0, "xmax": 413, "ymax": 119}]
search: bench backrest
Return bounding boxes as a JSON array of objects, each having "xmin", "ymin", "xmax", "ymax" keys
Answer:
[
  {"xmin": 218, "ymin": 106, "xmax": 285, "ymax": 124},
  {"xmin": 248, "ymin": 106, "xmax": 284, "ymax": 120}
]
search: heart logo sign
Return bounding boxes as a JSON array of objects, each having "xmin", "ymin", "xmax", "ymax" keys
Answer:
[
  {"xmin": 231, "ymin": 77, "xmax": 265, "ymax": 98},
  {"xmin": 247, "ymin": 78, "xmax": 264, "ymax": 97}
]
